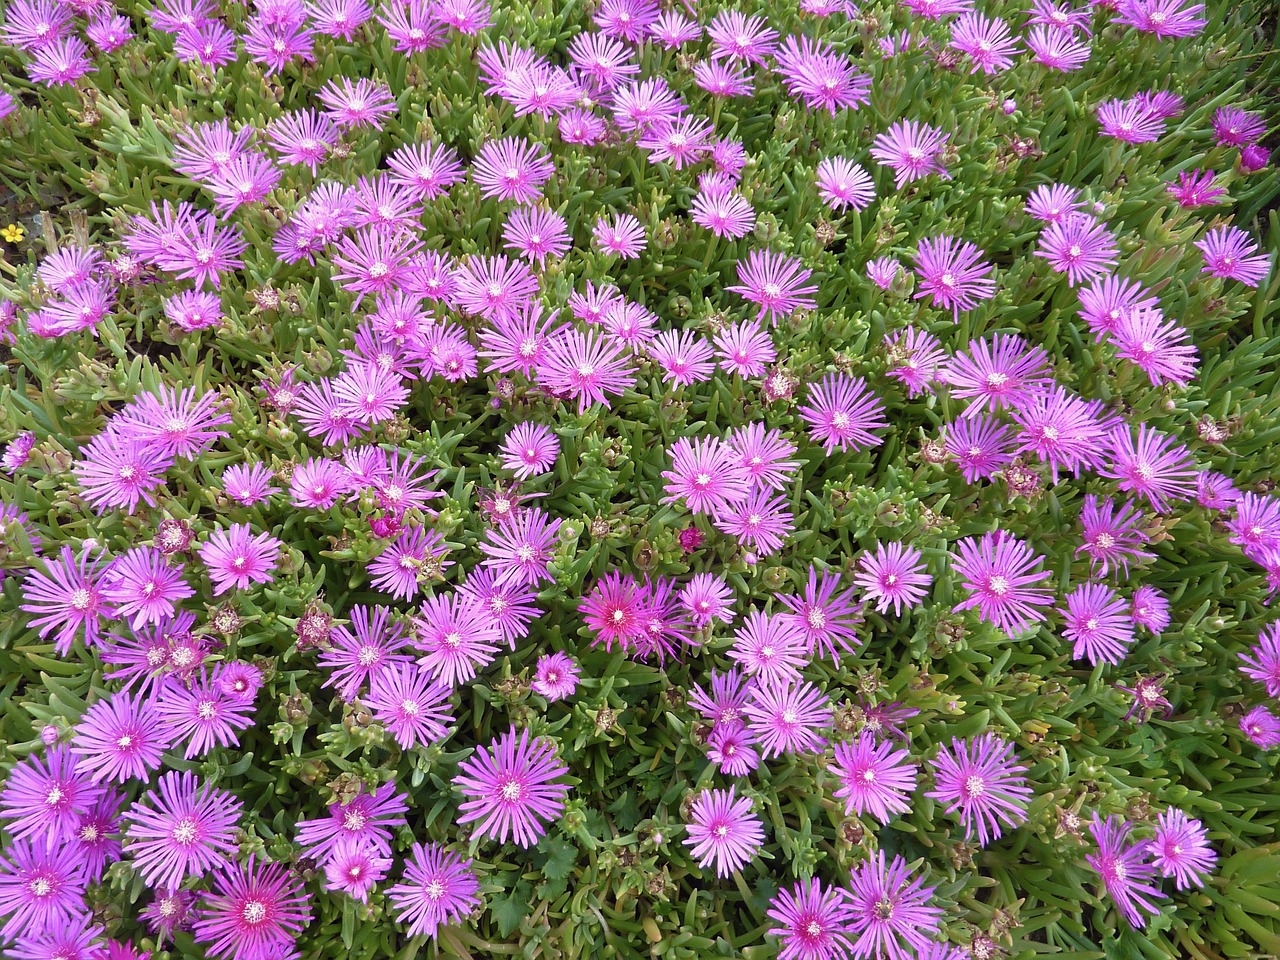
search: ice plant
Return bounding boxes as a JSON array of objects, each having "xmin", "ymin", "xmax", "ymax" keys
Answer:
[
  {"xmin": 870, "ymin": 120, "xmax": 951, "ymax": 189},
  {"xmin": 765, "ymin": 878, "xmax": 856, "ymax": 960},
  {"xmin": 1151, "ymin": 809, "xmax": 1217, "ymax": 889},
  {"xmin": 854, "ymin": 542, "xmax": 932, "ymax": 615},
  {"xmin": 950, "ymin": 531, "xmax": 1054, "ymax": 635},
  {"xmin": 682, "ymin": 786, "xmax": 765, "ymax": 877},
  {"xmin": 121, "ymin": 770, "xmax": 242, "ymax": 889},
  {"xmin": 926, "ymin": 733, "xmax": 1033, "ymax": 846},
  {"xmin": 1086, "ymin": 814, "xmax": 1166, "ymax": 928},
  {"xmin": 192, "ymin": 856, "xmax": 313, "ymax": 960},
  {"xmin": 829, "ymin": 733, "xmax": 919, "ymax": 823},
  {"xmin": 727, "ymin": 250, "xmax": 819, "ymax": 325},
  {"xmin": 911, "ymin": 234, "xmax": 998, "ymax": 319},
  {"xmin": 454, "ymin": 727, "xmax": 570, "ymax": 847},
  {"xmin": 386, "ymin": 843, "xmax": 481, "ymax": 938},
  {"xmin": 845, "ymin": 852, "xmax": 944, "ymax": 960},
  {"xmin": 797, "ymin": 374, "xmax": 888, "ymax": 454}
]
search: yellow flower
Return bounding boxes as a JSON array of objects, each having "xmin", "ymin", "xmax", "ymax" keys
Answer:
[{"xmin": 0, "ymin": 224, "xmax": 23, "ymax": 243}]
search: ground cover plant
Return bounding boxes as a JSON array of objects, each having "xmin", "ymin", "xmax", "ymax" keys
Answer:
[{"xmin": 0, "ymin": 0, "xmax": 1277, "ymax": 954}]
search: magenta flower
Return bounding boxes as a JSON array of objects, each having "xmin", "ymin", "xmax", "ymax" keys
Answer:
[
  {"xmin": 1212, "ymin": 106, "xmax": 1266, "ymax": 147},
  {"xmin": 846, "ymin": 852, "xmax": 944, "ymax": 960},
  {"xmin": 368, "ymin": 526, "xmax": 447, "ymax": 601},
  {"xmin": 537, "ymin": 327, "xmax": 636, "ymax": 412},
  {"xmin": 1025, "ymin": 25, "xmax": 1091, "ymax": 69},
  {"xmin": 322, "ymin": 839, "xmax": 390, "ymax": 903},
  {"xmin": 1131, "ymin": 585, "xmax": 1171, "ymax": 635},
  {"xmin": 727, "ymin": 249, "xmax": 819, "ymax": 325},
  {"xmin": 472, "ymin": 137, "xmax": 555, "ymax": 204},
  {"xmin": 743, "ymin": 680, "xmax": 831, "ymax": 757},
  {"xmin": 1151, "ymin": 808, "xmax": 1217, "ymax": 889},
  {"xmin": 318, "ymin": 77, "xmax": 396, "ymax": 129},
  {"xmin": 387, "ymin": 141, "xmax": 465, "ymax": 199},
  {"xmin": 690, "ymin": 186, "xmax": 756, "ymax": 238},
  {"xmin": 911, "ymin": 235, "xmax": 998, "ymax": 318},
  {"xmin": 1100, "ymin": 423, "xmax": 1198, "ymax": 512},
  {"xmin": 317, "ymin": 604, "xmax": 412, "ymax": 701},
  {"xmin": 950, "ymin": 531, "xmax": 1054, "ymax": 635},
  {"xmin": 414, "ymin": 592, "xmax": 501, "ymax": 688},
  {"xmin": 366, "ymin": 662, "xmax": 453, "ymax": 749},
  {"xmin": 649, "ymin": 328, "xmax": 716, "ymax": 386},
  {"xmin": 1076, "ymin": 495, "xmax": 1153, "ymax": 577},
  {"xmin": 926, "ymin": 733, "xmax": 1032, "ymax": 846},
  {"xmin": 830, "ymin": 733, "xmax": 919, "ymax": 822},
  {"xmin": 1195, "ymin": 225, "xmax": 1271, "ymax": 287},
  {"xmin": 815, "ymin": 156, "xmax": 876, "ymax": 212},
  {"xmin": 944, "ymin": 333, "xmax": 1053, "ymax": 417},
  {"xmin": 713, "ymin": 319, "xmax": 776, "ymax": 377},
  {"xmin": 1035, "ymin": 213, "xmax": 1118, "ymax": 286},
  {"xmin": 593, "ymin": 212, "xmax": 647, "ymax": 258},
  {"xmin": 531, "ymin": 651, "xmax": 580, "ymax": 701},
  {"xmin": 386, "ymin": 843, "xmax": 481, "ymax": 938},
  {"xmin": 944, "ymin": 414, "xmax": 1017, "ymax": 482},
  {"xmin": 117, "ymin": 385, "xmax": 230, "ymax": 460},
  {"xmin": 477, "ymin": 507, "xmax": 561, "ymax": 588},
  {"xmin": 103, "ymin": 547, "xmax": 194, "ymax": 631},
  {"xmin": 885, "ymin": 327, "xmax": 946, "ymax": 396},
  {"xmin": 157, "ymin": 671, "xmax": 256, "ymax": 759},
  {"xmin": 1097, "ymin": 97, "xmax": 1166, "ymax": 143},
  {"xmin": 455, "ymin": 726, "xmax": 570, "ymax": 847},
  {"xmin": 729, "ymin": 422, "xmax": 800, "ymax": 493},
  {"xmin": 580, "ymin": 571, "xmax": 647, "ymax": 652},
  {"xmin": 503, "ymin": 205, "xmax": 570, "ymax": 267},
  {"xmin": 0, "ymin": 744, "xmax": 102, "ymax": 845},
  {"xmin": 661, "ymin": 435, "xmax": 751, "ymax": 515},
  {"xmin": 193, "ymin": 856, "xmax": 312, "ymax": 960},
  {"xmin": 498, "ymin": 422, "xmax": 559, "ymax": 479},
  {"xmin": 1167, "ymin": 169, "xmax": 1226, "ymax": 208},
  {"xmin": 1239, "ymin": 622, "xmax": 1280, "ymax": 697},
  {"xmin": 949, "ymin": 12, "xmax": 1018, "ymax": 73},
  {"xmin": 713, "ymin": 488, "xmax": 793, "ymax": 556},
  {"xmin": 1112, "ymin": 308, "xmax": 1197, "ymax": 386},
  {"xmin": 1025, "ymin": 183, "xmax": 1084, "ymax": 224},
  {"xmin": 683, "ymin": 786, "xmax": 765, "ymax": 877},
  {"xmin": 197, "ymin": 523, "xmax": 284, "ymax": 595},
  {"xmin": 20, "ymin": 545, "xmax": 115, "ymax": 655},
  {"xmin": 729, "ymin": 609, "xmax": 807, "ymax": 684},
  {"xmin": 71, "ymin": 691, "xmax": 172, "ymax": 784},
  {"xmin": 637, "ymin": 115, "xmax": 715, "ymax": 169},
  {"xmin": 1241, "ymin": 705, "xmax": 1280, "ymax": 748},
  {"xmin": 766, "ymin": 878, "xmax": 855, "ymax": 960},
  {"xmin": 122, "ymin": 770, "xmax": 241, "ymax": 889},
  {"xmin": 0, "ymin": 838, "xmax": 89, "ymax": 942},
  {"xmin": 680, "ymin": 574, "xmax": 735, "ymax": 628},
  {"xmin": 223, "ymin": 463, "xmax": 279, "ymax": 505},
  {"xmin": 1060, "ymin": 582, "xmax": 1136, "ymax": 665},
  {"xmin": 870, "ymin": 120, "xmax": 950, "ymax": 189},
  {"xmin": 854, "ymin": 542, "xmax": 932, "ymax": 615},
  {"xmin": 798, "ymin": 374, "xmax": 888, "ymax": 454},
  {"xmin": 295, "ymin": 781, "xmax": 408, "ymax": 862},
  {"xmin": 773, "ymin": 35, "xmax": 871, "ymax": 115},
  {"xmin": 779, "ymin": 567, "xmax": 861, "ymax": 662},
  {"xmin": 73, "ymin": 431, "xmax": 170, "ymax": 514},
  {"xmin": 1086, "ymin": 814, "xmax": 1165, "ymax": 928},
  {"xmin": 1114, "ymin": 0, "xmax": 1205, "ymax": 37}
]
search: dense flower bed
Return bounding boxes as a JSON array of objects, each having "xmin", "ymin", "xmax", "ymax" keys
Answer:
[{"xmin": 0, "ymin": 0, "xmax": 1277, "ymax": 956}]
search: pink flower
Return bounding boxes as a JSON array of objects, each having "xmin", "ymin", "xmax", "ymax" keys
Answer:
[
  {"xmin": 1035, "ymin": 213, "xmax": 1118, "ymax": 286},
  {"xmin": 911, "ymin": 235, "xmax": 998, "ymax": 319},
  {"xmin": 950, "ymin": 531, "xmax": 1054, "ymax": 635},
  {"xmin": 926, "ymin": 733, "xmax": 1032, "ymax": 846},
  {"xmin": 661, "ymin": 436, "xmax": 751, "ymax": 515},
  {"xmin": 683, "ymin": 786, "xmax": 765, "ymax": 877},
  {"xmin": 1060, "ymin": 582, "xmax": 1136, "ymax": 665},
  {"xmin": 593, "ymin": 213, "xmax": 647, "ymax": 257},
  {"xmin": 870, "ymin": 120, "xmax": 951, "ymax": 189},
  {"xmin": 797, "ymin": 373, "xmax": 888, "ymax": 453},
  {"xmin": 471, "ymin": 137, "xmax": 555, "ymax": 204},
  {"xmin": 829, "ymin": 733, "xmax": 919, "ymax": 822},
  {"xmin": 727, "ymin": 250, "xmax": 819, "ymax": 325},
  {"xmin": 454, "ymin": 727, "xmax": 570, "ymax": 847},
  {"xmin": 197, "ymin": 523, "xmax": 284, "ymax": 595},
  {"xmin": 192, "ymin": 856, "xmax": 312, "ymax": 960},
  {"xmin": 854, "ymin": 542, "xmax": 932, "ymax": 615}
]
